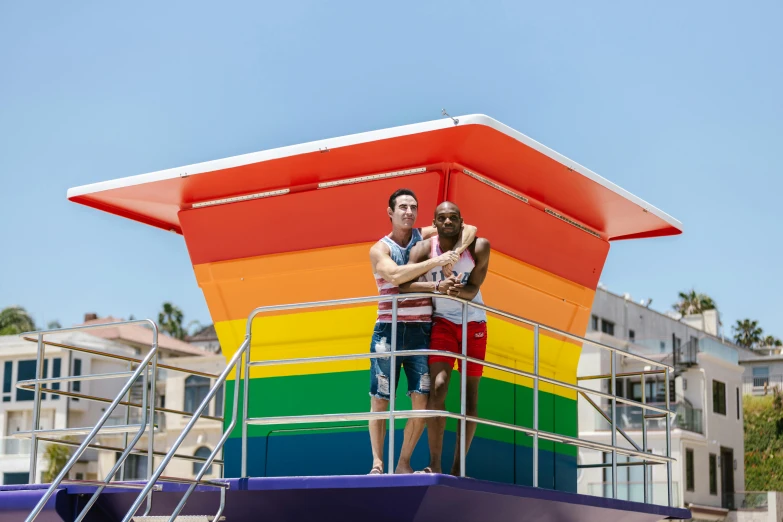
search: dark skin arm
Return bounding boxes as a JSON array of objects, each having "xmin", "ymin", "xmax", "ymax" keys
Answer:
[
  {"xmin": 399, "ymin": 238, "xmax": 480, "ymax": 296},
  {"xmin": 444, "ymin": 238, "xmax": 490, "ymax": 300}
]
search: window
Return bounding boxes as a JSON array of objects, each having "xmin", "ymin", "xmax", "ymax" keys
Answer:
[
  {"xmin": 752, "ymin": 366, "xmax": 770, "ymax": 387},
  {"xmin": 184, "ymin": 376, "xmax": 210, "ymax": 413},
  {"xmin": 120, "ymin": 454, "xmax": 148, "ymax": 480},
  {"xmin": 686, "ymin": 448, "xmax": 694, "ymax": 491},
  {"xmin": 709, "ymin": 454, "xmax": 717, "ymax": 495},
  {"xmin": 683, "ymin": 378, "xmax": 688, "ymax": 391},
  {"xmin": 591, "ymin": 315, "xmax": 599, "ymax": 331},
  {"xmin": 72, "ymin": 359, "xmax": 82, "ymax": 401},
  {"xmin": 214, "ymin": 382, "xmax": 224, "ymax": 417},
  {"xmin": 659, "ymin": 341, "xmax": 666, "ymax": 353},
  {"xmin": 2, "ymin": 361, "xmax": 12, "ymax": 402},
  {"xmin": 193, "ymin": 446, "xmax": 213, "ymax": 476},
  {"xmin": 3, "ymin": 472, "xmax": 30, "ymax": 485},
  {"xmin": 713, "ymin": 380, "xmax": 726, "ymax": 415},
  {"xmin": 51, "ymin": 358, "xmax": 61, "ymax": 401},
  {"xmin": 628, "ymin": 329, "xmax": 635, "ymax": 342},
  {"xmin": 601, "ymin": 319, "xmax": 615, "ymax": 336},
  {"xmin": 75, "ymin": 472, "xmax": 84, "ymax": 480},
  {"xmin": 16, "ymin": 360, "xmax": 36, "ymax": 401},
  {"xmin": 736, "ymin": 388, "xmax": 740, "ymax": 420}
]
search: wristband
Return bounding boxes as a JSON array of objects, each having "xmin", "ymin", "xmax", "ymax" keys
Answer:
[{"xmin": 435, "ymin": 280, "xmax": 441, "ymax": 293}]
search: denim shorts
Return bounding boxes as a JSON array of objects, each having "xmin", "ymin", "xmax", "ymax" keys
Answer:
[{"xmin": 369, "ymin": 322, "xmax": 431, "ymax": 400}]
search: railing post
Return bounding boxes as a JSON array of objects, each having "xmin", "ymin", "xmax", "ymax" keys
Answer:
[
  {"xmin": 641, "ymin": 371, "xmax": 648, "ymax": 504},
  {"xmin": 29, "ymin": 334, "xmax": 45, "ymax": 484},
  {"xmin": 611, "ymin": 350, "xmax": 617, "ymax": 500},
  {"xmin": 665, "ymin": 367, "xmax": 673, "ymax": 507},
  {"xmin": 242, "ymin": 332, "xmax": 251, "ymax": 478},
  {"xmin": 388, "ymin": 297, "xmax": 398, "ymax": 474},
  {"xmin": 120, "ymin": 361, "xmax": 133, "ymax": 481},
  {"xmin": 533, "ymin": 324, "xmax": 539, "ymax": 488},
  {"xmin": 459, "ymin": 302, "xmax": 468, "ymax": 478}
]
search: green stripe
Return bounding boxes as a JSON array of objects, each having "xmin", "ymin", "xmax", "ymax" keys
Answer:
[{"xmin": 224, "ymin": 370, "xmax": 576, "ymax": 456}]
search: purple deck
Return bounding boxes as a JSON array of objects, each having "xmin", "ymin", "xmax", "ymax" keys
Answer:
[{"xmin": 0, "ymin": 474, "xmax": 691, "ymax": 522}]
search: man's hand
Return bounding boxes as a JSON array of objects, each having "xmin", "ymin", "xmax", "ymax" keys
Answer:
[
  {"xmin": 434, "ymin": 251, "xmax": 459, "ymax": 267},
  {"xmin": 446, "ymin": 282, "xmax": 464, "ymax": 298},
  {"xmin": 437, "ymin": 274, "xmax": 462, "ymax": 295}
]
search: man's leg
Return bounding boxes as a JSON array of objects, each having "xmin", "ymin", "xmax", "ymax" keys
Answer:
[
  {"xmin": 370, "ymin": 397, "xmax": 389, "ymax": 474},
  {"xmin": 450, "ymin": 376, "xmax": 481, "ymax": 476},
  {"xmin": 426, "ymin": 361, "xmax": 453, "ymax": 473},
  {"xmin": 395, "ymin": 392, "xmax": 428, "ymax": 473}
]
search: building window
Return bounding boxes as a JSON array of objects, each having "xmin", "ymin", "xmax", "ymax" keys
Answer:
[
  {"xmin": 16, "ymin": 360, "xmax": 36, "ymax": 401},
  {"xmin": 193, "ymin": 446, "xmax": 213, "ymax": 476},
  {"xmin": 713, "ymin": 380, "xmax": 726, "ymax": 415},
  {"xmin": 214, "ymin": 382, "xmax": 224, "ymax": 417},
  {"xmin": 686, "ymin": 448, "xmax": 694, "ymax": 491},
  {"xmin": 75, "ymin": 472, "xmax": 84, "ymax": 480},
  {"xmin": 3, "ymin": 472, "xmax": 30, "ymax": 485},
  {"xmin": 736, "ymin": 388, "xmax": 740, "ymax": 420},
  {"xmin": 601, "ymin": 320, "xmax": 615, "ymax": 336},
  {"xmin": 659, "ymin": 341, "xmax": 666, "ymax": 353},
  {"xmin": 184, "ymin": 376, "xmax": 210, "ymax": 413},
  {"xmin": 71, "ymin": 358, "xmax": 82, "ymax": 402},
  {"xmin": 120, "ymin": 454, "xmax": 148, "ymax": 480},
  {"xmin": 752, "ymin": 366, "xmax": 770, "ymax": 387},
  {"xmin": 591, "ymin": 315, "xmax": 599, "ymax": 331},
  {"xmin": 51, "ymin": 358, "xmax": 61, "ymax": 400},
  {"xmin": 628, "ymin": 329, "xmax": 635, "ymax": 342},
  {"xmin": 2, "ymin": 361, "xmax": 12, "ymax": 402},
  {"xmin": 709, "ymin": 454, "xmax": 717, "ymax": 495}
]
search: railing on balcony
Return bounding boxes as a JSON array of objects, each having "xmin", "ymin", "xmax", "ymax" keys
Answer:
[
  {"xmin": 743, "ymin": 375, "xmax": 783, "ymax": 396},
  {"xmin": 588, "ymin": 481, "xmax": 680, "ymax": 507},
  {"xmin": 729, "ymin": 491, "xmax": 770, "ymax": 511},
  {"xmin": 595, "ymin": 402, "xmax": 703, "ymax": 434}
]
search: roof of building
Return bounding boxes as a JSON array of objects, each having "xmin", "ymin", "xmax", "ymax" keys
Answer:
[
  {"xmin": 67, "ymin": 114, "xmax": 682, "ymax": 241},
  {"xmin": 77, "ymin": 316, "xmax": 208, "ymax": 357},
  {"xmin": 185, "ymin": 324, "xmax": 217, "ymax": 343}
]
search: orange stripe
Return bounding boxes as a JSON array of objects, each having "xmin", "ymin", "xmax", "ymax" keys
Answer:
[{"xmin": 193, "ymin": 244, "xmax": 594, "ymax": 335}]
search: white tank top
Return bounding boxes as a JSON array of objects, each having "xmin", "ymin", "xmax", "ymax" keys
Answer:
[{"xmin": 423, "ymin": 238, "xmax": 486, "ymax": 324}]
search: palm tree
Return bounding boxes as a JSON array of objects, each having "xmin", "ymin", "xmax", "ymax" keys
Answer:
[
  {"xmin": 760, "ymin": 335, "xmax": 783, "ymax": 348},
  {"xmin": 0, "ymin": 306, "xmax": 36, "ymax": 335},
  {"xmin": 42, "ymin": 440, "xmax": 72, "ymax": 482},
  {"xmin": 733, "ymin": 319, "xmax": 763, "ymax": 348},
  {"xmin": 158, "ymin": 302, "xmax": 185, "ymax": 340},
  {"xmin": 672, "ymin": 289, "xmax": 718, "ymax": 316}
]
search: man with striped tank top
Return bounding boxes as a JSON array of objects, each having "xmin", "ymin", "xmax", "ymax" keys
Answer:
[
  {"xmin": 401, "ymin": 201, "xmax": 491, "ymax": 475},
  {"xmin": 368, "ymin": 189, "xmax": 476, "ymax": 475}
]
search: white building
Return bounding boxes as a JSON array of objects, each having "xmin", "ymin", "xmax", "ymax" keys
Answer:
[
  {"xmin": 0, "ymin": 332, "xmax": 134, "ymax": 484},
  {"xmin": 577, "ymin": 288, "xmax": 745, "ymax": 521}
]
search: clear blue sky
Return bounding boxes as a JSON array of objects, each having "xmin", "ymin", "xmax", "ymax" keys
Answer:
[{"xmin": 1, "ymin": 1, "xmax": 780, "ymax": 339}]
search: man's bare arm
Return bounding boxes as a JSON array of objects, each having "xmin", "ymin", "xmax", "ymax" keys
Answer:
[
  {"xmin": 422, "ymin": 224, "xmax": 477, "ymax": 255},
  {"xmin": 398, "ymin": 240, "xmax": 438, "ymax": 294},
  {"xmin": 370, "ymin": 241, "xmax": 458, "ymax": 286},
  {"xmin": 446, "ymin": 238, "xmax": 490, "ymax": 300}
]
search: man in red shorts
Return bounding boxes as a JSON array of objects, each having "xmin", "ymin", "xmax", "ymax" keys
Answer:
[{"xmin": 400, "ymin": 201, "xmax": 490, "ymax": 475}]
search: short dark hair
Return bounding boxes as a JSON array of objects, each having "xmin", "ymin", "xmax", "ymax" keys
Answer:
[{"xmin": 388, "ymin": 188, "xmax": 418, "ymax": 210}]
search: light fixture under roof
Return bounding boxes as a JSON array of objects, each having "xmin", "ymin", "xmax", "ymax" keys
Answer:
[
  {"xmin": 545, "ymin": 208, "xmax": 601, "ymax": 238},
  {"xmin": 191, "ymin": 188, "xmax": 290, "ymax": 209},
  {"xmin": 462, "ymin": 169, "xmax": 529, "ymax": 204},
  {"xmin": 318, "ymin": 167, "xmax": 427, "ymax": 189}
]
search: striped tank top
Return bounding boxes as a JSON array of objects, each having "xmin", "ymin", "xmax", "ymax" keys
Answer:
[
  {"xmin": 374, "ymin": 229, "xmax": 433, "ymax": 323},
  {"xmin": 423, "ymin": 238, "xmax": 486, "ymax": 324}
]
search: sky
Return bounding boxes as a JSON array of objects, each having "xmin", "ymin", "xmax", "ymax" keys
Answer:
[{"xmin": 0, "ymin": 1, "xmax": 780, "ymax": 340}]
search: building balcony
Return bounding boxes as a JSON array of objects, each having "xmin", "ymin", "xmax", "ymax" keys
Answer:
[
  {"xmin": 594, "ymin": 402, "xmax": 703, "ymax": 435},
  {"xmin": 742, "ymin": 375, "xmax": 783, "ymax": 396}
]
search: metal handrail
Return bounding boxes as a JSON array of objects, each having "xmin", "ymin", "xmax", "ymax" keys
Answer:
[
  {"xmin": 22, "ymin": 320, "xmax": 160, "ymax": 522},
  {"xmin": 21, "ymin": 336, "xmax": 221, "ymax": 379},
  {"xmin": 114, "ymin": 292, "xmax": 677, "ymax": 522},
  {"xmin": 232, "ymin": 293, "xmax": 675, "ymax": 505}
]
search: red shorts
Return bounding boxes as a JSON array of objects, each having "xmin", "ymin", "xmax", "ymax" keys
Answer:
[{"xmin": 429, "ymin": 317, "xmax": 488, "ymax": 377}]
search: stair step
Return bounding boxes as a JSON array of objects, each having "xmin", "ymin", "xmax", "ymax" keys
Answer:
[{"xmin": 131, "ymin": 515, "xmax": 226, "ymax": 522}]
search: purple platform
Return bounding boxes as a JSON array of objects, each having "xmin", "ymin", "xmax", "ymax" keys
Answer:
[{"xmin": 0, "ymin": 475, "xmax": 691, "ymax": 522}]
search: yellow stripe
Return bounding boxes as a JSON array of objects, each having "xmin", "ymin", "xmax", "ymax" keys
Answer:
[{"xmin": 215, "ymin": 306, "xmax": 579, "ymax": 400}]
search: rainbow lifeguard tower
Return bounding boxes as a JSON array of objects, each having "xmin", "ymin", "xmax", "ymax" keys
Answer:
[{"xmin": 3, "ymin": 115, "xmax": 691, "ymax": 522}]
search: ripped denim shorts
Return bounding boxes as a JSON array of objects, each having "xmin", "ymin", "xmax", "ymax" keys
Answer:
[{"xmin": 369, "ymin": 321, "xmax": 431, "ymax": 400}]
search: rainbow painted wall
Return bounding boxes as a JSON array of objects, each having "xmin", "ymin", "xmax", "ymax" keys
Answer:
[{"xmin": 178, "ymin": 165, "xmax": 608, "ymax": 491}]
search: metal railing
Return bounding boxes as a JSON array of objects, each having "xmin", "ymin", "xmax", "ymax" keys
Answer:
[
  {"xmin": 743, "ymin": 375, "xmax": 783, "ymax": 396},
  {"xmin": 17, "ymin": 321, "xmax": 228, "ymax": 522},
  {"xmin": 594, "ymin": 401, "xmax": 703, "ymax": 434},
  {"xmin": 587, "ymin": 481, "xmax": 680, "ymax": 507},
  {"xmin": 23, "ymin": 294, "xmax": 679, "ymax": 521}
]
